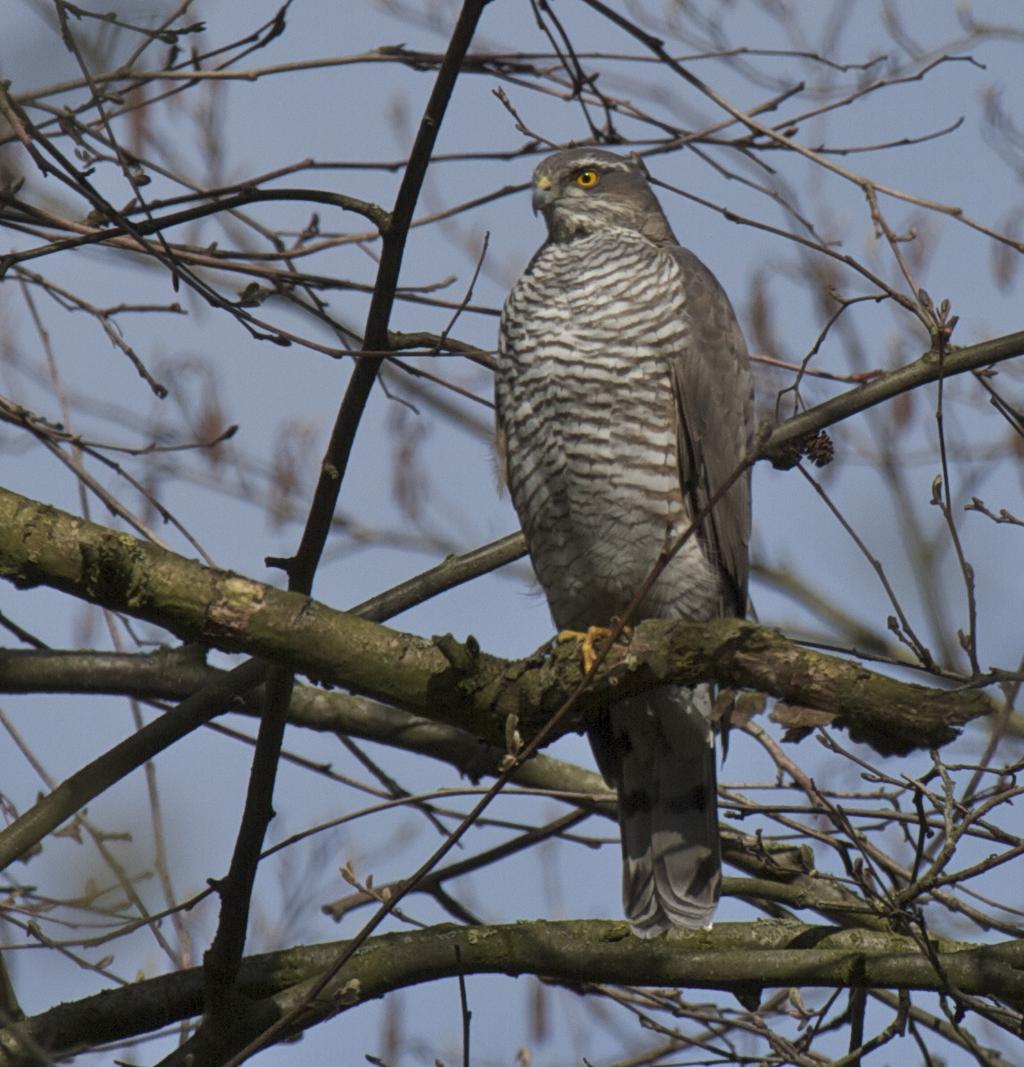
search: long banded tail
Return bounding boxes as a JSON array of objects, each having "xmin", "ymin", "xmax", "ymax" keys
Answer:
[{"xmin": 590, "ymin": 684, "xmax": 721, "ymax": 937}]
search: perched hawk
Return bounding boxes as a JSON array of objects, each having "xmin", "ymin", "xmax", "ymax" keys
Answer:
[{"xmin": 495, "ymin": 148, "xmax": 753, "ymax": 935}]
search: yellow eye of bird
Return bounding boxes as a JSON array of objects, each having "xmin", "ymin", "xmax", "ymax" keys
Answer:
[{"xmin": 575, "ymin": 169, "xmax": 600, "ymax": 189}]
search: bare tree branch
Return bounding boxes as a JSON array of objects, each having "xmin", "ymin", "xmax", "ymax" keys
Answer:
[{"xmin": 1, "ymin": 919, "xmax": 1020, "ymax": 1066}]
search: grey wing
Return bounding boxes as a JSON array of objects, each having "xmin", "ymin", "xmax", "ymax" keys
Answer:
[{"xmin": 669, "ymin": 245, "xmax": 753, "ymax": 618}]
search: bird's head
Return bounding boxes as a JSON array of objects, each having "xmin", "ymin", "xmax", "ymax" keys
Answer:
[{"xmin": 531, "ymin": 148, "xmax": 671, "ymax": 243}]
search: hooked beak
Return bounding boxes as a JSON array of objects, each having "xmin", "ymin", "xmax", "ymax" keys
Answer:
[{"xmin": 532, "ymin": 174, "xmax": 553, "ymax": 215}]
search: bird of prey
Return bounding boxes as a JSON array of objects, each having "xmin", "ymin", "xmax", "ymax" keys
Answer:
[{"xmin": 495, "ymin": 148, "xmax": 753, "ymax": 936}]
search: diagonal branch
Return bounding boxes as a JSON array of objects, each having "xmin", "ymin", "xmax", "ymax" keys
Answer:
[
  {"xmin": 196, "ymin": 0, "xmax": 492, "ymax": 1039},
  {"xmin": 762, "ymin": 330, "xmax": 1024, "ymax": 466}
]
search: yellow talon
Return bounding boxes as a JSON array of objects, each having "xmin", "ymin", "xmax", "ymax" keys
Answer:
[{"xmin": 558, "ymin": 625, "xmax": 615, "ymax": 674}]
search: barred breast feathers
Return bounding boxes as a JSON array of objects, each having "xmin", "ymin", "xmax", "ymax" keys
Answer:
[{"xmin": 496, "ymin": 146, "xmax": 753, "ymax": 935}]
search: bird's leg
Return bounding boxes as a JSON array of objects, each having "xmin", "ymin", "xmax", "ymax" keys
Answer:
[{"xmin": 557, "ymin": 624, "xmax": 621, "ymax": 673}]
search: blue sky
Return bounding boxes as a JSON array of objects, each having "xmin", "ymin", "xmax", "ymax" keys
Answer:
[{"xmin": 1, "ymin": 1, "xmax": 1023, "ymax": 1063}]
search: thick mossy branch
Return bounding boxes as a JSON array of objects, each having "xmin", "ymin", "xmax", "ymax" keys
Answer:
[
  {"xmin": 629, "ymin": 619, "xmax": 987, "ymax": 755},
  {"xmin": 0, "ymin": 486, "xmax": 992, "ymax": 756},
  {"xmin": 1, "ymin": 920, "xmax": 1020, "ymax": 1064}
]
